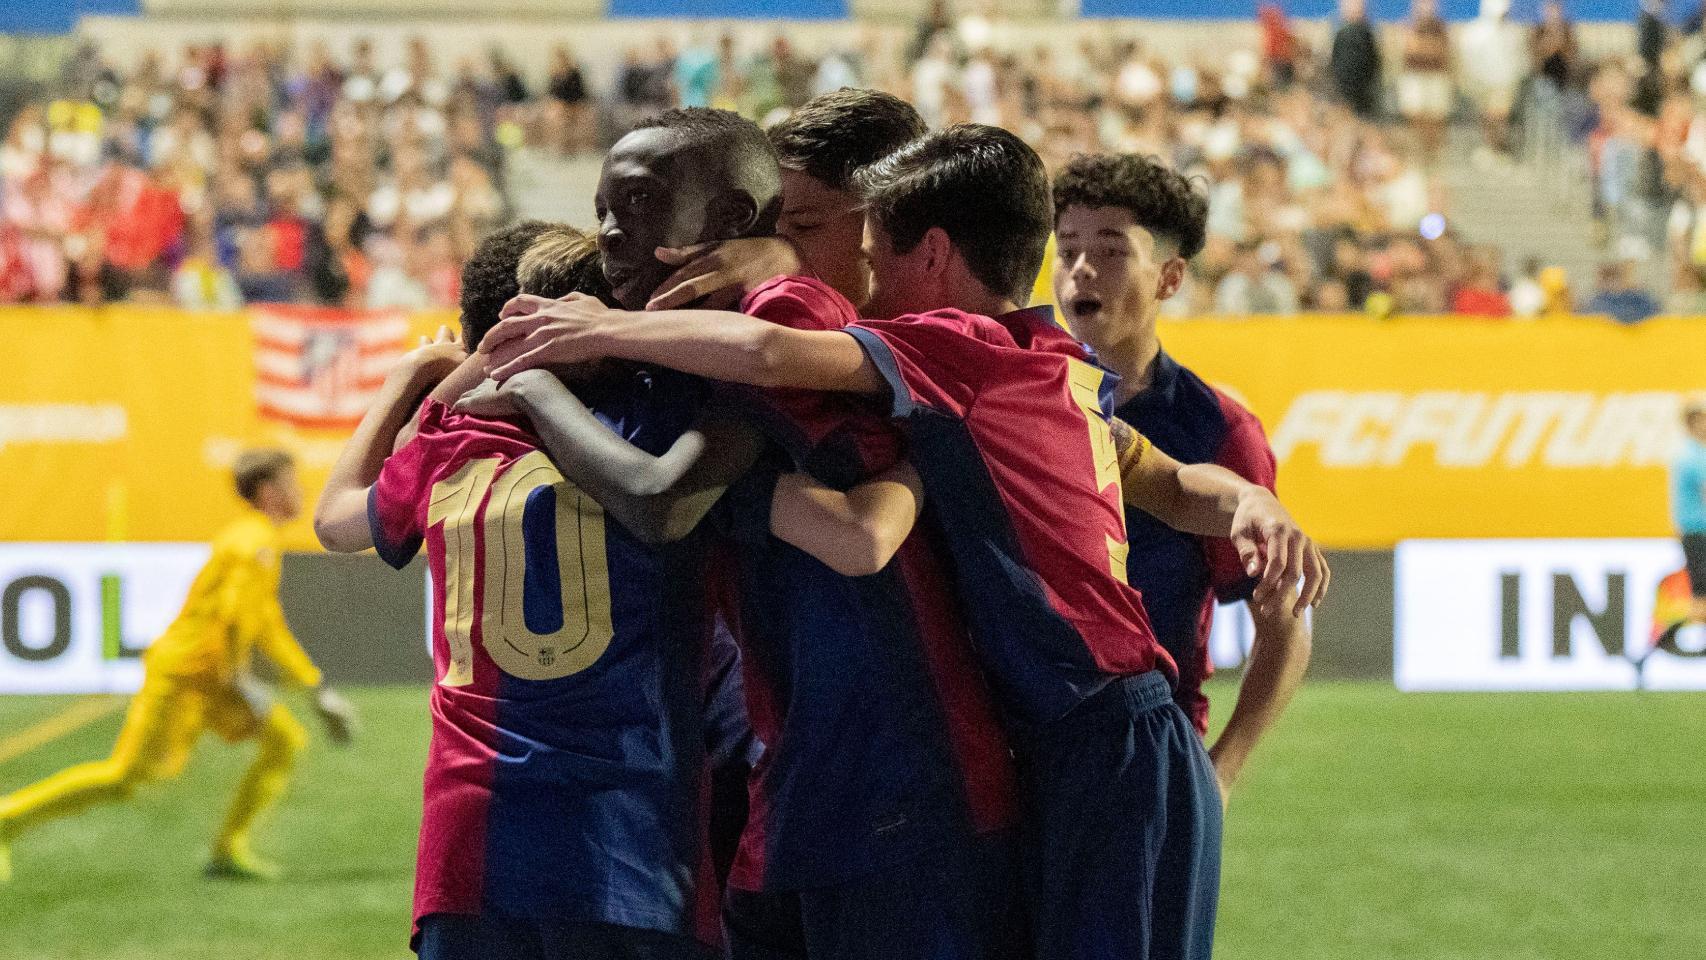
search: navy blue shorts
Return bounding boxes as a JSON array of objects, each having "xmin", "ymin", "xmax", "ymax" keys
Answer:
[
  {"xmin": 1018, "ymin": 671, "xmax": 1222, "ymax": 960},
  {"xmin": 414, "ymin": 913, "xmax": 714, "ymax": 960},
  {"xmin": 724, "ymin": 828, "xmax": 1024, "ymax": 960}
]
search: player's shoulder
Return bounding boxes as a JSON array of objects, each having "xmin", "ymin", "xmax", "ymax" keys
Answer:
[
  {"xmin": 741, "ymin": 275, "xmax": 859, "ymax": 332},
  {"xmin": 215, "ymin": 511, "xmax": 279, "ymax": 561},
  {"xmin": 416, "ymin": 398, "xmax": 537, "ymax": 449},
  {"xmin": 1165, "ymin": 359, "xmax": 1267, "ymax": 443},
  {"xmin": 860, "ymin": 308, "xmax": 1018, "ymax": 348}
]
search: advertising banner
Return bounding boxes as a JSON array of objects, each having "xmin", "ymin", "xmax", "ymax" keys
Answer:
[
  {"xmin": 1159, "ymin": 316, "xmax": 1706, "ymax": 547},
  {"xmin": 0, "ymin": 543, "xmax": 208, "ymax": 694},
  {"xmin": 9, "ymin": 309, "xmax": 1704, "ymax": 551},
  {"xmin": 0, "ymin": 305, "xmax": 451, "ymax": 551},
  {"xmin": 1394, "ymin": 538, "xmax": 1706, "ymax": 691}
]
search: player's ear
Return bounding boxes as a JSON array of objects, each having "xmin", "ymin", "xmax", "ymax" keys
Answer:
[
  {"xmin": 705, "ymin": 190, "xmax": 761, "ymax": 241},
  {"xmin": 1157, "ymin": 257, "xmax": 1187, "ymax": 302},
  {"xmin": 918, "ymin": 226, "xmax": 953, "ymax": 279}
]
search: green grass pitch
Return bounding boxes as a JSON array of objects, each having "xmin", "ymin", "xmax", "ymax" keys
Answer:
[{"xmin": 0, "ymin": 682, "xmax": 1699, "ymax": 959}]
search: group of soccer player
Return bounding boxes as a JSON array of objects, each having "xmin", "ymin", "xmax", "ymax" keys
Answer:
[
  {"xmin": 317, "ymin": 89, "xmax": 1327, "ymax": 960},
  {"xmin": 0, "ymin": 86, "xmax": 1327, "ymax": 960},
  {"xmin": 343, "ymin": 88, "xmax": 1331, "ymax": 960}
]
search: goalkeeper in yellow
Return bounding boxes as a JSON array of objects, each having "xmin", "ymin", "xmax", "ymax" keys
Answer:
[{"xmin": 0, "ymin": 449, "xmax": 356, "ymax": 882}]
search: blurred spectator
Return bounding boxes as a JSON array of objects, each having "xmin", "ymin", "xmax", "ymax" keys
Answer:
[
  {"xmin": 1531, "ymin": 0, "xmax": 1580, "ymax": 94},
  {"xmin": 547, "ymin": 45, "xmax": 595, "ymax": 154},
  {"xmin": 1398, "ymin": 0, "xmax": 1453, "ymax": 164},
  {"xmin": 1330, "ymin": 0, "xmax": 1383, "ymax": 121},
  {"xmin": 1524, "ymin": 0, "xmax": 1579, "ymax": 168},
  {"xmin": 1215, "ymin": 242, "xmax": 1300, "ymax": 314},
  {"xmin": 1585, "ymin": 259, "xmax": 1661, "ymax": 322},
  {"xmin": 1451, "ymin": 246, "xmax": 1513, "ymax": 316},
  {"xmin": 173, "ymin": 222, "xmax": 243, "ymax": 310},
  {"xmin": 1259, "ymin": 3, "xmax": 1302, "ymax": 91},
  {"xmin": 1460, "ymin": 0, "xmax": 1526, "ymax": 162},
  {"xmin": 1509, "ymin": 258, "xmax": 1548, "ymax": 317}
]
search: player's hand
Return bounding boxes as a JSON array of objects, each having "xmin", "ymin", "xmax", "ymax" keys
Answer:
[
  {"xmin": 485, "ymin": 293, "xmax": 616, "ymax": 381},
  {"xmin": 393, "ymin": 325, "xmax": 467, "ymax": 386},
  {"xmin": 233, "ymin": 672, "xmax": 275, "ymax": 723},
  {"xmin": 1231, "ymin": 490, "xmax": 1329, "ymax": 617},
  {"xmin": 453, "ymin": 377, "xmax": 518, "ymax": 418},
  {"xmin": 645, "ymin": 237, "xmax": 805, "ymax": 311},
  {"xmin": 312, "ymin": 685, "xmax": 358, "ymax": 747}
]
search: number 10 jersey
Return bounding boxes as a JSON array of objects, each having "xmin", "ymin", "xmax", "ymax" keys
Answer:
[{"xmin": 368, "ymin": 372, "xmax": 720, "ymax": 951}]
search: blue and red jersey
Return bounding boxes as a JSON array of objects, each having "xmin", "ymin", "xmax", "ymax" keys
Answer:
[
  {"xmin": 367, "ymin": 372, "xmax": 720, "ymax": 947},
  {"xmin": 715, "ymin": 277, "xmax": 1016, "ymax": 892},
  {"xmin": 845, "ymin": 306, "xmax": 1171, "ymax": 729},
  {"xmin": 1116, "ymin": 350, "xmax": 1276, "ymax": 735}
]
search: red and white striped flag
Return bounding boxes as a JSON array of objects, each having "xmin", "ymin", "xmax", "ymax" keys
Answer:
[{"xmin": 250, "ymin": 305, "xmax": 409, "ymax": 430}]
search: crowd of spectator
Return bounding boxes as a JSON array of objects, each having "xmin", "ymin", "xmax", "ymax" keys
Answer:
[{"xmin": 4, "ymin": 1, "xmax": 1705, "ymax": 319}]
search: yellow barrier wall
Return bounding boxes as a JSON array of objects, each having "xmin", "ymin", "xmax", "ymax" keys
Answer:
[
  {"xmin": 1158, "ymin": 315, "xmax": 1703, "ymax": 547},
  {"xmin": 4, "ymin": 305, "xmax": 455, "ymax": 550},
  {"xmin": 7, "ymin": 307, "xmax": 1700, "ymax": 550}
]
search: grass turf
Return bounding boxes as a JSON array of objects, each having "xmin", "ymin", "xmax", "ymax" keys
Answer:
[{"xmin": 0, "ymin": 682, "xmax": 1699, "ymax": 959}]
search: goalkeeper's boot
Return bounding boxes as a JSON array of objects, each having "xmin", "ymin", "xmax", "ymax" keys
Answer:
[{"xmin": 205, "ymin": 839, "xmax": 280, "ymax": 882}]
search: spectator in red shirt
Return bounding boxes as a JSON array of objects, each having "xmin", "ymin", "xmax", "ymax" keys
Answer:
[{"xmin": 1451, "ymin": 245, "xmax": 1514, "ymax": 317}]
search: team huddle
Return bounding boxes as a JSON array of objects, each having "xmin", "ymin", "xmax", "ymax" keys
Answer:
[{"xmin": 0, "ymin": 88, "xmax": 1327, "ymax": 960}]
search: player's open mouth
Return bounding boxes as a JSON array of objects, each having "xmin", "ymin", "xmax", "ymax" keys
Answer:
[{"xmin": 1069, "ymin": 296, "xmax": 1102, "ymax": 320}]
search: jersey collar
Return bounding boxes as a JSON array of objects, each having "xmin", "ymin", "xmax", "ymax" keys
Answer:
[{"xmin": 1115, "ymin": 348, "xmax": 1182, "ymax": 421}]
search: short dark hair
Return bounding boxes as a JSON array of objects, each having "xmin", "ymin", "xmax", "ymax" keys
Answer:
[
  {"xmin": 768, "ymin": 88, "xmax": 926, "ymax": 191},
  {"xmin": 1052, "ymin": 153, "xmax": 1209, "ymax": 260},
  {"xmin": 516, "ymin": 228, "xmax": 610, "ymax": 301},
  {"xmin": 460, "ymin": 220, "xmax": 562, "ymax": 350},
  {"xmin": 631, "ymin": 107, "xmax": 783, "ymax": 233},
  {"xmin": 233, "ymin": 448, "xmax": 293, "ymax": 504},
  {"xmin": 855, "ymin": 124, "xmax": 1052, "ymax": 304}
]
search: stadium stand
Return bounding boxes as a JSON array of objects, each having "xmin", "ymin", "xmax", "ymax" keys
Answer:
[{"xmin": 1, "ymin": 1, "xmax": 1702, "ymax": 316}]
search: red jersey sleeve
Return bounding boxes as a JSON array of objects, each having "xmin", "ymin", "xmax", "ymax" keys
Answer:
[
  {"xmin": 738, "ymin": 277, "xmax": 905, "ymax": 476},
  {"xmin": 845, "ymin": 311, "xmax": 1013, "ymax": 421},
  {"xmin": 1203, "ymin": 391, "xmax": 1278, "ymax": 603},
  {"xmin": 740, "ymin": 275, "xmax": 860, "ymax": 332},
  {"xmin": 366, "ymin": 402, "xmax": 440, "ymax": 570}
]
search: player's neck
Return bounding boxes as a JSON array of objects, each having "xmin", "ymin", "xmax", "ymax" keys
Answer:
[
  {"xmin": 249, "ymin": 502, "xmax": 291, "ymax": 526},
  {"xmin": 1104, "ymin": 319, "xmax": 1162, "ymax": 405}
]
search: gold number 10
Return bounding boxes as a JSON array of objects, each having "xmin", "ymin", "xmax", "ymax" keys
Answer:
[{"xmin": 426, "ymin": 452, "xmax": 616, "ymax": 686}]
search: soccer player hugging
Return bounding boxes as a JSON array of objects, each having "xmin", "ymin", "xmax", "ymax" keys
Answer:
[
  {"xmin": 485, "ymin": 114, "xmax": 1330, "ymax": 960},
  {"xmin": 317, "ymin": 106, "xmax": 1004, "ymax": 960}
]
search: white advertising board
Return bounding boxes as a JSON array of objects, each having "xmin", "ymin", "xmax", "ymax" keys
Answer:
[
  {"xmin": 0, "ymin": 544, "xmax": 209, "ymax": 694},
  {"xmin": 1395, "ymin": 539, "xmax": 1706, "ymax": 691}
]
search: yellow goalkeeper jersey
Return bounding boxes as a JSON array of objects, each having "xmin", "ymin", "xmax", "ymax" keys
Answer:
[{"xmin": 144, "ymin": 508, "xmax": 321, "ymax": 689}]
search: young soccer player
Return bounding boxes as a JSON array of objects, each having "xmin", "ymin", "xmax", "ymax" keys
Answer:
[
  {"xmin": 0, "ymin": 450, "xmax": 355, "ymax": 883},
  {"xmin": 483, "ymin": 123, "xmax": 1328, "ymax": 960},
  {"xmin": 316, "ymin": 222, "xmax": 730, "ymax": 960},
  {"xmin": 644, "ymin": 88, "xmax": 926, "ymax": 312},
  {"xmin": 1052, "ymin": 152, "xmax": 1314, "ymax": 803}
]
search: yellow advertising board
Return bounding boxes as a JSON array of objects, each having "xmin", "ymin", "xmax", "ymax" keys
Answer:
[
  {"xmin": 1158, "ymin": 315, "xmax": 1704, "ymax": 547},
  {"xmin": 6, "ymin": 306, "xmax": 1701, "ymax": 550},
  {"xmin": 3, "ymin": 305, "xmax": 454, "ymax": 551}
]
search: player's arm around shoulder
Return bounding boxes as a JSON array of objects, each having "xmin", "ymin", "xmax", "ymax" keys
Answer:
[
  {"xmin": 484, "ymin": 293, "xmax": 886, "ymax": 396},
  {"xmin": 471, "ymin": 369, "xmax": 763, "ymax": 546},
  {"xmin": 315, "ymin": 327, "xmax": 466, "ymax": 553}
]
